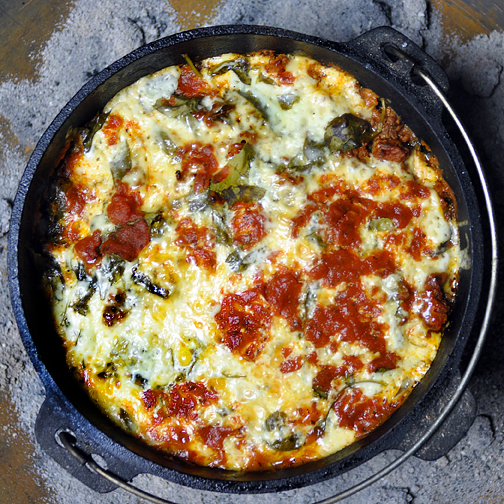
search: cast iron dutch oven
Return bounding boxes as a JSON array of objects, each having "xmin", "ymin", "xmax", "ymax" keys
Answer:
[{"xmin": 7, "ymin": 25, "xmax": 497, "ymax": 501}]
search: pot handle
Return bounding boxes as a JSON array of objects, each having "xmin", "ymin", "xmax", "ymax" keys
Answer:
[
  {"xmin": 341, "ymin": 26, "xmax": 449, "ymax": 121},
  {"xmin": 392, "ymin": 381, "xmax": 477, "ymax": 461},
  {"xmin": 35, "ymin": 392, "xmax": 141, "ymax": 494}
]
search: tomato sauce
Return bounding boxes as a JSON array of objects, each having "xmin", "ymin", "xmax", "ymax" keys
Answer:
[
  {"xmin": 178, "ymin": 142, "xmax": 219, "ymax": 193},
  {"xmin": 264, "ymin": 268, "xmax": 303, "ymax": 330},
  {"xmin": 265, "ymin": 54, "xmax": 295, "ymax": 85},
  {"xmin": 323, "ymin": 196, "xmax": 375, "ymax": 248},
  {"xmin": 408, "ymin": 227, "xmax": 430, "ymax": 261},
  {"xmin": 280, "ymin": 355, "xmax": 303, "ymax": 374},
  {"xmin": 176, "ymin": 65, "xmax": 211, "ymax": 97},
  {"xmin": 400, "ymin": 180, "xmax": 431, "ymax": 201},
  {"xmin": 364, "ymin": 173, "xmax": 401, "ymax": 195},
  {"xmin": 312, "ymin": 365, "xmax": 349, "ymax": 393},
  {"xmin": 333, "ymin": 387, "xmax": 398, "ymax": 436},
  {"xmin": 102, "ymin": 113, "xmax": 123, "ymax": 146},
  {"xmin": 367, "ymin": 351, "xmax": 399, "ymax": 373},
  {"xmin": 198, "ymin": 424, "xmax": 240, "ymax": 466},
  {"xmin": 230, "ymin": 202, "xmax": 267, "ymax": 249},
  {"xmin": 65, "ymin": 183, "xmax": 87, "ymax": 216},
  {"xmin": 310, "ymin": 249, "xmax": 396, "ymax": 287},
  {"xmin": 175, "ymin": 217, "xmax": 216, "ymax": 270},
  {"xmin": 418, "ymin": 273, "xmax": 450, "ymax": 332},
  {"xmin": 165, "ymin": 381, "xmax": 217, "ymax": 421},
  {"xmin": 215, "ymin": 288, "xmax": 271, "ymax": 361},
  {"xmin": 75, "ymin": 229, "xmax": 101, "ymax": 265},
  {"xmin": 100, "ymin": 218, "xmax": 150, "ymax": 262},
  {"xmin": 374, "ymin": 202, "xmax": 413, "ymax": 229},
  {"xmin": 306, "ymin": 283, "xmax": 386, "ymax": 354},
  {"xmin": 107, "ymin": 182, "xmax": 144, "ymax": 225}
]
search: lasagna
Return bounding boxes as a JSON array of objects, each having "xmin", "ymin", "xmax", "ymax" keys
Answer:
[{"xmin": 42, "ymin": 51, "xmax": 460, "ymax": 471}]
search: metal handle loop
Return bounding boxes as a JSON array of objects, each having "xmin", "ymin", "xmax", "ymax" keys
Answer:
[
  {"xmin": 308, "ymin": 53, "xmax": 498, "ymax": 504},
  {"xmin": 59, "ymin": 431, "xmax": 177, "ymax": 504},
  {"xmin": 59, "ymin": 50, "xmax": 497, "ymax": 504}
]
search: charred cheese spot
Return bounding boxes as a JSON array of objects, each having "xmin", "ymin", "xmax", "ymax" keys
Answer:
[{"xmin": 43, "ymin": 52, "xmax": 460, "ymax": 471}]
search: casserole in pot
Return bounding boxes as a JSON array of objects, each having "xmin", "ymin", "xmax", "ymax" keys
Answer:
[{"xmin": 7, "ymin": 25, "xmax": 494, "ymax": 498}]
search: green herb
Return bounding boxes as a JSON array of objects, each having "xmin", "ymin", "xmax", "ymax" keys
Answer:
[
  {"xmin": 154, "ymin": 96, "xmax": 200, "ymax": 118},
  {"xmin": 132, "ymin": 268, "xmax": 170, "ymax": 299},
  {"xmin": 109, "ymin": 143, "xmax": 132, "ymax": 182},
  {"xmin": 270, "ymin": 433, "xmax": 303, "ymax": 452},
  {"xmin": 277, "ymin": 93, "xmax": 300, "ymax": 110},
  {"xmin": 145, "ymin": 212, "xmax": 167, "ymax": 237},
  {"xmin": 265, "ymin": 411, "xmax": 287, "ymax": 432},
  {"xmin": 369, "ymin": 218, "xmax": 395, "ymax": 232},
  {"xmin": 220, "ymin": 185, "xmax": 266, "ymax": 205},
  {"xmin": 211, "ymin": 210, "xmax": 232, "ymax": 246},
  {"xmin": 83, "ymin": 112, "xmax": 109, "ymax": 152},
  {"xmin": 324, "ymin": 113, "xmax": 374, "ymax": 153},
  {"xmin": 119, "ymin": 407, "xmax": 135, "ymax": 432},
  {"xmin": 158, "ymin": 130, "xmax": 177, "ymax": 155},
  {"xmin": 71, "ymin": 277, "xmax": 97, "ymax": 316},
  {"xmin": 237, "ymin": 90, "xmax": 270, "ymax": 121},
  {"xmin": 182, "ymin": 53, "xmax": 202, "ymax": 78},
  {"xmin": 101, "ymin": 255, "xmax": 125, "ymax": 283},
  {"xmin": 209, "ymin": 57, "xmax": 251, "ymax": 85}
]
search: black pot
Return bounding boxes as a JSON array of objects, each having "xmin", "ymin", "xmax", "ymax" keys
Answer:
[{"xmin": 7, "ymin": 25, "xmax": 496, "ymax": 499}]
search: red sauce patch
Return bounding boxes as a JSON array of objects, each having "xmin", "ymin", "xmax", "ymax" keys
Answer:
[
  {"xmin": 400, "ymin": 180, "xmax": 431, "ymax": 201},
  {"xmin": 294, "ymin": 402, "xmax": 323, "ymax": 427},
  {"xmin": 265, "ymin": 54, "xmax": 295, "ymax": 84},
  {"xmin": 333, "ymin": 387, "xmax": 398, "ymax": 436},
  {"xmin": 102, "ymin": 292, "xmax": 127, "ymax": 327},
  {"xmin": 364, "ymin": 173, "xmax": 401, "ymax": 195},
  {"xmin": 175, "ymin": 217, "xmax": 216, "ymax": 270},
  {"xmin": 101, "ymin": 219, "xmax": 151, "ymax": 262},
  {"xmin": 418, "ymin": 273, "xmax": 450, "ymax": 332},
  {"xmin": 166, "ymin": 381, "xmax": 217, "ymax": 420},
  {"xmin": 178, "ymin": 143, "xmax": 219, "ymax": 193},
  {"xmin": 142, "ymin": 389, "xmax": 159, "ymax": 410},
  {"xmin": 291, "ymin": 203, "xmax": 319, "ymax": 238},
  {"xmin": 107, "ymin": 182, "xmax": 144, "ymax": 225},
  {"xmin": 264, "ymin": 268, "xmax": 303, "ymax": 330},
  {"xmin": 310, "ymin": 249, "xmax": 396, "ymax": 287},
  {"xmin": 408, "ymin": 227, "xmax": 431, "ymax": 261},
  {"xmin": 306, "ymin": 283, "xmax": 386, "ymax": 354},
  {"xmin": 75, "ymin": 230, "xmax": 102, "ymax": 265},
  {"xmin": 367, "ymin": 351, "xmax": 399, "ymax": 373},
  {"xmin": 211, "ymin": 164, "xmax": 231, "ymax": 184},
  {"xmin": 372, "ymin": 139, "xmax": 409, "ymax": 163},
  {"xmin": 230, "ymin": 202, "xmax": 267, "ymax": 250},
  {"xmin": 323, "ymin": 195, "xmax": 375, "ymax": 248},
  {"xmin": 215, "ymin": 288, "xmax": 271, "ymax": 361},
  {"xmin": 198, "ymin": 424, "xmax": 240, "ymax": 466},
  {"xmin": 153, "ymin": 425, "xmax": 191, "ymax": 452},
  {"xmin": 307, "ymin": 181, "xmax": 346, "ymax": 204},
  {"xmin": 280, "ymin": 355, "xmax": 303, "ymax": 374},
  {"xmin": 312, "ymin": 365, "xmax": 349, "ymax": 393},
  {"xmin": 374, "ymin": 202, "xmax": 413, "ymax": 229},
  {"xmin": 176, "ymin": 65, "xmax": 211, "ymax": 97},
  {"xmin": 65, "ymin": 183, "xmax": 87, "ymax": 216},
  {"xmin": 102, "ymin": 114, "xmax": 124, "ymax": 146},
  {"xmin": 228, "ymin": 142, "xmax": 244, "ymax": 158}
]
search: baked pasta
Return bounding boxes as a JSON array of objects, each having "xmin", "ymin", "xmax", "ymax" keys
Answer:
[{"xmin": 42, "ymin": 51, "xmax": 460, "ymax": 471}]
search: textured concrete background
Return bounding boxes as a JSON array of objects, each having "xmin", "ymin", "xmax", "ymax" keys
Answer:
[{"xmin": 1, "ymin": 1, "xmax": 504, "ymax": 503}]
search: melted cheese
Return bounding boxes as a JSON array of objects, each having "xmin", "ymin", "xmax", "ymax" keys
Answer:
[{"xmin": 44, "ymin": 52, "xmax": 460, "ymax": 471}]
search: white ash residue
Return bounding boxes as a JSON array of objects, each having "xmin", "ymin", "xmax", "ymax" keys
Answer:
[
  {"xmin": 1, "ymin": 0, "xmax": 504, "ymax": 503},
  {"xmin": 211, "ymin": 0, "xmax": 429, "ymax": 46}
]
